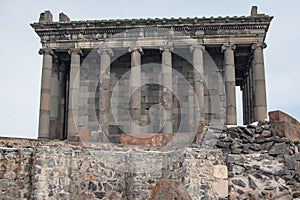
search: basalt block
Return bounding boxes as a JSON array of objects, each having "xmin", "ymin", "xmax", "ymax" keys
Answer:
[{"xmin": 269, "ymin": 111, "xmax": 300, "ymax": 142}]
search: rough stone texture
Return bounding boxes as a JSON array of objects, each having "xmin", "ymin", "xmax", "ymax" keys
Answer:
[
  {"xmin": 151, "ymin": 180, "xmax": 191, "ymax": 200},
  {"xmin": 217, "ymin": 120, "xmax": 300, "ymax": 199},
  {"xmin": 0, "ymin": 138, "xmax": 226, "ymax": 200},
  {"xmin": 2, "ymin": 111, "xmax": 300, "ymax": 199},
  {"xmin": 269, "ymin": 110, "xmax": 300, "ymax": 142},
  {"xmin": 0, "ymin": 147, "xmax": 33, "ymax": 199},
  {"xmin": 120, "ymin": 133, "xmax": 173, "ymax": 146}
]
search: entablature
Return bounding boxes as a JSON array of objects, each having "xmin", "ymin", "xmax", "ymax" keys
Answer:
[{"xmin": 31, "ymin": 9, "xmax": 273, "ymax": 46}]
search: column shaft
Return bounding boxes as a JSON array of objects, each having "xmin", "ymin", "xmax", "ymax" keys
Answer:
[
  {"xmin": 38, "ymin": 49, "xmax": 53, "ymax": 139},
  {"xmin": 222, "ymin": 44, "xmax": 237, "ymax": 125},
  {"xmin": 50, "ymin": 67, "xmax": 59, "ymax": 139},
  {"xmin": 98, "ymin": 48, "xmax": 113, "ymax": 138},
  {"xmin": 58, "ymin": 64, "xmax": 66, "ymax": 140},
  {"xmin": 248, "ymin": 67, "xmax": 254, "ymax": 122},
  {"xmin": 67, "ymin": 48, "xmax": 81, "ymax": 138},
  {"xmin": 191, "ymin": 45, "xmax": 205, "ymax": 140},
  {"xmin": 129, "ymin": 47, "xmax": 142, "ymax": 133},
  {"xmin": 161, "ymin": 47, "xmax": 173, "ymax": 133},
  {"xmin": 252, "ymin": 43, "xmax": 267, "ymax": 121},
  {"xmin": 242, "ymin": 83, "xmax": 247, "ymax": 125}
]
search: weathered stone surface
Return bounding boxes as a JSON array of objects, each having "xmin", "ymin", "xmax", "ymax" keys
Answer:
[
  {"xmin": 0, "ymin": 138, "xmax": 228, "ymax": 199},
  {"xmin": 218, "ymin": 118, "xmax": 300, "ymax": 200},
  {"xmin": 269, "ymin": 110, "xmax": 300, "ymax": 142},
  {"xmin": 212, "ymin": 180, "xmax": 228, "ymax": 198},
  {"xmin": 269, "ymin": 110, "xmax": 300, "ymax": 126},
  {"xmin": 151, "ymin": 180, "xmax": 191, "ymax": 200},
  {"xmin": 269, "ymin": 142, "xmax": 288, "ymax": 155},
  {"xmin": 248, "ymin": 175, "xmax": 257, "ymax": 190},
  {"xmin": 213, "ymin": 165, "xmax": 228, "ymax": 179},
  {"xmin": 232, "ymin": 179, "xmax": 246, "ymax": 187},
  {"xmin": 120, "ymin": 133, "xmax": 172, "ymax": 146}
]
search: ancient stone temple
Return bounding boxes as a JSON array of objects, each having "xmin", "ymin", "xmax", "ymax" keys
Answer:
[
  {"xmin": 31, "ymin": 6, "xmax": 272, "ymax": 141},
  {"xmin": 3, "ymin": 6, "xmax": 300, "ymax": 200}
]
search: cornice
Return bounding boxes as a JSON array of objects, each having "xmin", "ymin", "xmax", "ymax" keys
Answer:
[{"xmin": 31, "ymin": 15, "xmax": 273, "ymax": 39}]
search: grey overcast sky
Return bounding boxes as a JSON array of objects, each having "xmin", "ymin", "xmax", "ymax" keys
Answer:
[{"xmin": 0, "ymin": 0, "xmax": 299, "ymax": 139}]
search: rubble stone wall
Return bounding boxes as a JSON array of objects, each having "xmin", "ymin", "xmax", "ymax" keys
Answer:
[
  {"xmin": 217, "ymin": 122, "xmax": 300, "ymax": 199},
  {"xmin": 0, "ymin": 139, "xmax": 226, "ymax": 200},
  {"xmin": 1, "ymin": 111, "xmax": 300, "ymax": 199}
]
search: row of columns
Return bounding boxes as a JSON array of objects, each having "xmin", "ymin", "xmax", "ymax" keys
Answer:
[
  {"xmin": 38, "ymin": 48, "xmax": 82, "ymax": 139},
  {"xmin": 242, "ymin": 43, "xmax": 267, "ymax": 124},
  {"xmin": 38, "ymin": 42, "xmax": 267, "ymax": 139},
  {"xmin": 222, "ymin": 43, "xmax": 268, "ymax": 125}
]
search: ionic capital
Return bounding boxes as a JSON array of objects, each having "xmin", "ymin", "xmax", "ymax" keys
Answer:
[
  {"xmin": 68, "ymin": 48, "xmax": 82, "ymax": 55},
  {"xmin": 128, "ymin": 46, "xmax": 143, "ymax": 54},
  {"xmin": 97, "ymin": 46, "xmax": 114, "ymax": 57},
  {"xmin": 190, "ymin": 45, "xmax": 205, "ymax": 54},
  {"xmin": 39, "ymin": 48, "xmax": 54, "ymax": 56},
  {"xmin": 221, "ymin": 43, "xmax": 236, "ymax": 53},
  {"xmin": 251, "ymin": 43, "xmax": 267, "ymax": 51},
  {"xmin": 159, "ymin": 43, "xmax": 174, "ymax": 53}
]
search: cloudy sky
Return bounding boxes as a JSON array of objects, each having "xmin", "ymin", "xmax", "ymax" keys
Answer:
[{"xmin": 0, "ymin": 0, "xmax": 299, "ymax": 139}]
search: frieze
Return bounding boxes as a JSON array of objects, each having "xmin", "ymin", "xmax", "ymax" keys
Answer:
[{"xmin": 31, "ymin": 15, "xmax": 273, "ymax": 44}]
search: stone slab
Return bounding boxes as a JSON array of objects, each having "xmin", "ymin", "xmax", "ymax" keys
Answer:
[
  {"xmin": 212, "ymin": 179, "xmax": 228, "ymax": 198},
  {"xmin": 120, "ymin": 133, "xmax": 172, "ymax": 146},
  {"xmin": 213, "ymin": 165, "xmax": 228, "ymax": 179},
  {"xmin": 269, "ymin": 111, "xmax": 300, "ymax": 142}
]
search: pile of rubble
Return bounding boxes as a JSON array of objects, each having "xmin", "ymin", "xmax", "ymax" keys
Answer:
[{"xmin": 215, "ymin": 111, "xmax": 300, "ymax": 199}]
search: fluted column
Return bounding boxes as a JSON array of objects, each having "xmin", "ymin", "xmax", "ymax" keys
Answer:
[
  {"xmin": 97, "ymin": 47, "xmax": 113, "ymax": 137},
  {"xmin": 67, "ymin": 48, "xmax": 82, "ymax": 139},
  {"xmin": 222, "ymin": 44, "xmax": 237, "ymax": 125},
  {"xmin": 38, "ymin": 48, "xmax": 54, "ymax": 139},
  {"xmin": 129, "ymin": 47, "xmax": 142, "ymax": 133},
  {"xmin": 191, "ymin": 45, "xmax": 205, "ymax": 138},
  {"xmin": 252, "ymin": 43, "xmax": 267, "ymax": 121},
  {"xmin": 160, "ymin": 45, "xmax": 173, "ymax": 133}
]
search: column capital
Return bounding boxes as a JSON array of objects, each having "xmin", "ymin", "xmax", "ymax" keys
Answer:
[
  {"xmin": 68, "ymin": 48, "xmax": 82, "ymax": 55},
  {"xmin": 160, "ymin": 42, "xmax": 174, "ymax": 52},
  {"xmin": 251, "ymin": 43, "xmax": 267, "ymax": 51},
  {"xmin": 39, "ymin": 48, "xmax": 54, "ymax": 55},
  {"xmin": 128, "ymin": 46, "xmax": 143, "ymax": 53},
  {"xmin": 190, "ymin": 45, "xmax": 205, "ymax": 53},
  {"xmin": 97, "ymin": 46, "xmax": 114, "ymax": 57},
  {"xmin": 221, "ymin": 43, "xmax": 236, "ymax": 53}
]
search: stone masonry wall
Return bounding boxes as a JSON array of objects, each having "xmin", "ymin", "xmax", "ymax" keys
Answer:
[
  {"xmin": 1, "ymin": 111, "xmax": 300, "ymax": 199},
  {"xmin": 0, "ymin": 139, "xmax": 226, "ymax": 200},
  {"xmin": 216, "ymin": 121, "xmax": 300, "ymax": 199}
]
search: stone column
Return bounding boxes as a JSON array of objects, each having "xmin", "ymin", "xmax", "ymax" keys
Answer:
[
  {"xmin": 160, "ymin": 45, "xmax": 173, "ymax": 133},
  {"xmin": 190, "ymin": 45, "xmax": 205, "ymax": 142},
  {"xmin": 252, "ymin": 43, "xmax": 267, "ymax": 121},
  {"xmin": 242, "ymin": 81, "xmax": 248, "ymax": 125},
  {"xmin": 222, "ymin": 44, "xmax": 237, "ymax": 125},
  {"xmin": 67, "ymin": 48, "xmax": 82, "ymax": 139},
  {"xmin": 38, "ymin": 48, "xmax": 54, "ymax": 139},
  {"xmin": 49, "ymin": 61, "xmax": 59, "ymax": 139},
  {"xmin": 129, "ymin": 47, "xmax": 142, "ymax": 133},
  {"xmin": 97, "ymin": 47, "xmax": 113, "ymax": 139},
  {"xmin": 58, "ymin": 64, "xmax": 66, "ymax": 140},
  {"xmin": 248, "ymin": 66, "xmax": 254, "ymax": 122}
]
